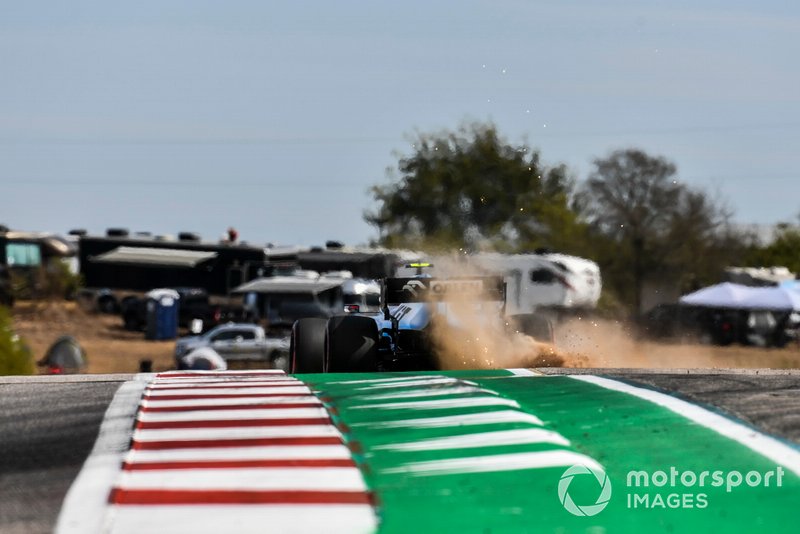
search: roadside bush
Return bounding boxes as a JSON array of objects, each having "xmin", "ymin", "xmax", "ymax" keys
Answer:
[
  {"xmin": 8, "ymin": 259, "xmax": 82, "ymax": 301},
  {"xmin": 594, "ymin": 290, "xmax": 629, "ymax": 320},
  {"xmin": 0, "ymin": 306, "xmax": 35, "ymax": 375},
  {"xmin": 42, "ymin": 259, "xmax": 83, "ymax": 300}
]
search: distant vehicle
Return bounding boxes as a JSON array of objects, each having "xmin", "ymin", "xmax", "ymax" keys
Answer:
[
  {"xmin": 637, "ymin": 304, "xmax": 716, "ymax": 342},
  {"xmin": 637, "ymin": 303, "xmax": 792, "ymax": 348},
  {"xmin": 395, "ymin": 252, "xmax": 602, "ymax": 316},
  {"xmin": 724, "ymin": 266, "xmax": 795, "ymax": 287},
  {"xmin": 120, "ymin": 287, "xmax": 228, "ymax": 333},
  {"xmin": 290, "ymin": 273, "xmax": 554, "ymax": 373},
  {"xmin": 234, "ymin": 272, "xmax": 383, "ymax": 334},
  {"xmin": 0, "ymin": 227, "xmax": 77, "ymax": 302},
  {"xmin": 0, "ymin": 228, "xmax": 76, "ymax": 269},
  {"xmin": 473, "ymin": 252, "xmax": 601, "ymax": 314},
  {"xmin": 341, "ymin": 277, "xmax": 381, "ymax": 313},
  {"xmin": 293, "ymin": 242, "xmax": 401, "ymax": 279},
  {"xmin": 174, "ymin": 323, "xmax": 290, "ymax": 370}
]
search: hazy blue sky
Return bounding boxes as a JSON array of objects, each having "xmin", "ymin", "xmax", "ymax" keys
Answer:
[{"xmin": 2, "ymin": 1, "xmax": 798, "ymax": 247}]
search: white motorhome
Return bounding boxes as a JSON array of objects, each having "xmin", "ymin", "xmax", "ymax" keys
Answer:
[
  {"xmin": 469, "ymin": 253, "xmax": 601, "ymax": 314},
  {"xmin": 396, "ymin": 251, "xmax": 602, "ymax": 315}
]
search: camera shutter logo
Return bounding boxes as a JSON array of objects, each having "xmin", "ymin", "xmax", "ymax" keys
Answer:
[{"xmin": 558, "ymin": 464, "xmax": 612, "ymax": 517}]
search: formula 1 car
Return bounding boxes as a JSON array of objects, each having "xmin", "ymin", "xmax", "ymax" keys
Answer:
[{"xmin": 289, "ymin": 272, "xmax": 553, "ymax": 373}]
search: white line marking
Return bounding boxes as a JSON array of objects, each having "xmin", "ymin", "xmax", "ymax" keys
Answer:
[
  {"xmin": 141, "ymin": 396, "xmax": 321, "ymax": 408},
  {"xmin": 147, "ymin": 380, "xmax": 301, "ymax": 389},
  {"xmin": 54, "ymin": 374, "xmax": 153, "ymax": 534},
  {"xmin": 351, "ymin": 396, "xmax": 520, "ymax": 411},
  {"xmin": 325, "ymin": 375, "xmax": 442, "ymax": 385},
  {"xmin": 144, "ymin": 386, "xmax": 311, "ymax": 396},
  {"xmin": 355, "ymin": 385, "xmax": 497, "ymax": 401},
  {"xmin": 115, "ymin": 467, "xmax": 368, "ymax": 491},
  {"xmin": 353, "ymin": 410, "xmax": 543, "ymax": 429},
  {"xmin": 375, "ymin": 428, "xmax": 571, "ymax": 452},
  {"xmin": 349, "ymin": 377, "xmax": 476, "ymax": 390},
  {"xmin": 132, "ymin": 425, "xmax": 342, "ymax": 442},
  {"xmin": 507, "ymin": 368, "xmax": 544, "ymax": 376},
  {"xmin": 572, "ymin": 375, "xmax": 800, "ymax": 477},
  {"xmin": 152, "ymin": 375, "xmax": 297, "ymax": 382},
  {"xmin": 136, "ymin": 407, "xmax": 328, "ymax": 423},
  {"xmin": 127, "ymin": 445, "xmax": 353, "ymax": 463},
  {"xmin": 107, "ymin": 505, "xmax": 376, "ymax": 534},
  {"xmin": 158, "ymin": 370, "xmax": 286, "ymax": 376},
  {"xmin": 382, "ymin": 450, "xmax": 601, "ymax": 476}
]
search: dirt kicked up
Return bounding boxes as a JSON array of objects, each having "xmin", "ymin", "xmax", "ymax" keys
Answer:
[
  {"xmin": 556, "ymin": 318, "xmax": 800, "ymax": 369},
  {"xmin": 10, "ymin": 300, "xmax": 800, "ymax": 374}
]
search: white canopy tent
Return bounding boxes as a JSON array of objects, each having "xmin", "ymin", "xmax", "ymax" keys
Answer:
[
  {"xmin": 746, "ymin": 286, "xmax": 800, "ymax": 311},
  {"xmin": 679, "ymin": 282, "xmax": 800, "ymax": 311},
  {"xmin": 679, "ymin": 283, "xmax": 758, "ymax": 309}
]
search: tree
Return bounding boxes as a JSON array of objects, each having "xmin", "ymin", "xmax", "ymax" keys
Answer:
[
  {"xmin": 743, "ymin": 225, "xmax": 800, "ymax": 273},
  {"xmin": 659, "ymin": 188, "xmax": 741, "ymax": 291},
  {"xmin": 580, "ymin": 148, "xmax": 737, "ymax": 313},
  {"xmin": 365, "ymin": 122, "xmax": 584, "ymax": 252}
]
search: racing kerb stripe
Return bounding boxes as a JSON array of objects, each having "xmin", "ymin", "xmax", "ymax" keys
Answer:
[{"xmin": 57, "ymin": 370, "xmax": 377, "ymax": 534}]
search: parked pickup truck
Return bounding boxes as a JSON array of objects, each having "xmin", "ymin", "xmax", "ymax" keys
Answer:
[{"xmin": 174, "ymin": 322, "xmax": 290, "ymax": 370}]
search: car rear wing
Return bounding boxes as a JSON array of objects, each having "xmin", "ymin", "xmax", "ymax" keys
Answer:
[{"xmin": 383, "ymin": 277, "xmax": 506, "ymax": 304}]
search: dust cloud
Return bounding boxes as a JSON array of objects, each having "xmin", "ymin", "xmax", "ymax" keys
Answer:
[
  {"xmin": 422, "ymin": 255, "xmax": 800, "ymax": 370},
  {"xmin": 423, "ymin": 255, "xmax": 587, "ymax": 370},
  {"xmin": 430, "ymin": 313, "xmax": 575, "ymax": 370},
  {"xmin": 553, "ymin": 317, "xmax": 800, "ymax": 369}
]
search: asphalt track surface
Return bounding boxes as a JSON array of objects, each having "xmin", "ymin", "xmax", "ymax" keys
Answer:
[
  {"xmin": 1, "ymin": 370, "xmax": 798, "ymax": 533},
  {"xmin": 0, "ymin": 376, "xmax": 125, "ymax": 534}
]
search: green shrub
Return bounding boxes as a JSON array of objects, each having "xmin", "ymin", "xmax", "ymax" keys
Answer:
[
  {"xmin": 0, "ymin": 306, "xmax": 35, "ymax": 375},
  {"xmin": 43, "ymin": 259, "xmax": 83, "ymax": 300}
]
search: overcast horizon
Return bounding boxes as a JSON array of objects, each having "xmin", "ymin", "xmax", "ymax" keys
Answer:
[{"xmin": 2, "ymin": 1, "xmax": 798, "ymax": 248}]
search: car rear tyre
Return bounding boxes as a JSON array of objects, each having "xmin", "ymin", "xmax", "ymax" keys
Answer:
[
  {"xmin": 325, "ymin": 315, "xmax": 379, "ymax": 372},
  {"xmin": 98, "ymin": 295, "xmax": 118, "ymax": 314},
  {"xmin": 508, "ymin": 313, "xmax": 554, "ymax": 343},
  {"xmin": 123, "ymin": 312, "xmax": 142, "ymax": 331},
  {"xmin": 290, "ymin": 318, "xmax": 327, "ymax": 373}
]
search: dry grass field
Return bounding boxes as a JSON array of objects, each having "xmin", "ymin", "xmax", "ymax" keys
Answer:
[{"xmin": 12, "ymin": 301, "xmax": 175, "ymax": 374}]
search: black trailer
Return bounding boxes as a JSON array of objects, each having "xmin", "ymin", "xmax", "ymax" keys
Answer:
[
  {"xmin": 296, "ymin": 249, "xmax": 399, "ymax": 279},
  {"xmin": 79, "ymin": 233, "xmax": 278, "ymax": 297}
]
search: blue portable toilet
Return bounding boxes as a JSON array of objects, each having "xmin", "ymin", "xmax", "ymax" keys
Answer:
[{"xmin": 145, "ymin": 289, "xmax": 180, "ymax": 340}]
